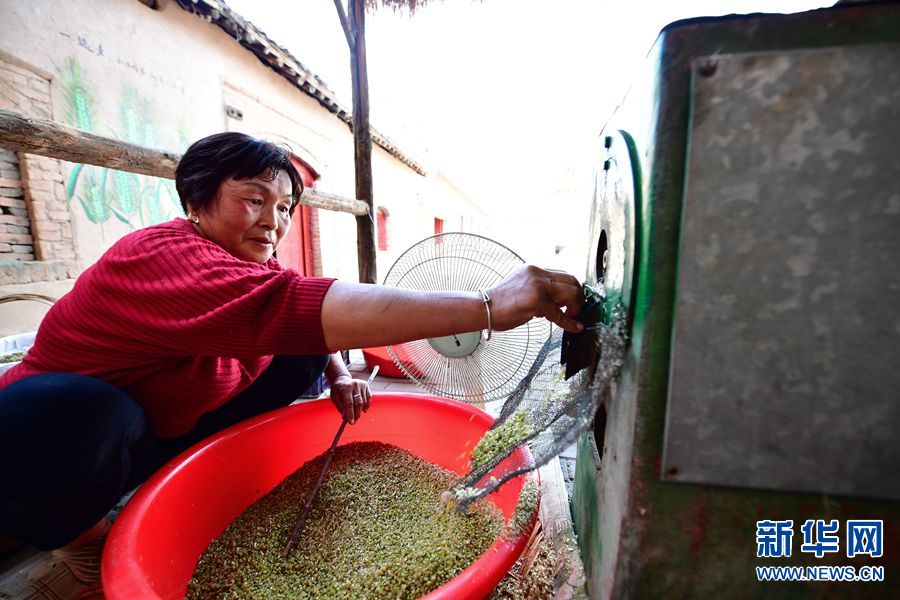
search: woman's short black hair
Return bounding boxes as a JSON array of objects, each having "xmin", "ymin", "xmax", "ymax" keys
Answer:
[{"xmin": 175, "ymin": 132, "xmax": 304, "ymax": 215}]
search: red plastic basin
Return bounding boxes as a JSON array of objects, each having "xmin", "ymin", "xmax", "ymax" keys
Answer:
[
  {"xmin": 362, "ymin": 345, "xmax": 406, "ymax": 378},
  {"xmin": 102, "ymin": 393, "xmax": 537, "ymax": 599}
]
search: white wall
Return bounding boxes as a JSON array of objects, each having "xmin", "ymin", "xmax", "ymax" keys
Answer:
[{"xmin": 0, "ymin": 0, "xmax": 487, "ymax": 336}]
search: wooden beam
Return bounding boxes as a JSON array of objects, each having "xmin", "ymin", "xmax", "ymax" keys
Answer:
[
  {"xmin": 302, "ymin": 189, "xmax": 368, "ymax": 216},
  {"xmin": 0, "ymin": 109, "xmax": 368, "ymax": 216},
  {"xmin": 0, "ymin": 109, "xmax": 179, "ymax": 179}
]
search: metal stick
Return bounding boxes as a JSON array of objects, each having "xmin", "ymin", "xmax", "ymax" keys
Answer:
[{"xmin": 284, "ymin": 366, "xmax": 379, "ymax": 557}]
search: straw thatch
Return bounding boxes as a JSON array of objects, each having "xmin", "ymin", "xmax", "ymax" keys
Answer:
[
  {"xmin": 366, "ymin": 0, "xmax": 477, "ymax": 14},
  {"xmin": 365, "ymin": 0, "xmax": 430, "ymax": 13}
]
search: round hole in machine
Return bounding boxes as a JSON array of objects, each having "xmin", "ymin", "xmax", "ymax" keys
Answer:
[{"xmin": 596, "ymin": 229, "xmax": 609, "ymax": 284}]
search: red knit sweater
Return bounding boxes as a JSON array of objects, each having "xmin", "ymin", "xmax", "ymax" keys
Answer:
[{"xmin": 0, "ymin": 218, "xmax": 335, "ymax": 438}]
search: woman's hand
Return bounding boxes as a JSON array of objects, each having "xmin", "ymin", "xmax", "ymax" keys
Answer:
[
  {"xmin": 486, "ymin": 265, "xmax": 584, "ymax": 333},
  {"xmin": 329, "ymin": 374, "xmax": 372, "ymax": 424}
]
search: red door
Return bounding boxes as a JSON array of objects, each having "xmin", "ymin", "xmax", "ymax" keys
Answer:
[{"xmin": 277, "ymin": 157, "xmax": 318, "ymax": 276}]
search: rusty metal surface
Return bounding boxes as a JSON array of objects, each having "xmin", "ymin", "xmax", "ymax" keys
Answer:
[{"xmin": 663, "ymin": 43, "xmax": 900, "ymax": 499}]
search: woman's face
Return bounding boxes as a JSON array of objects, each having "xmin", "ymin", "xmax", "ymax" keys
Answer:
[{"xmin": 192, "ymin": 170, "xmax": 294, "ymax": 263}]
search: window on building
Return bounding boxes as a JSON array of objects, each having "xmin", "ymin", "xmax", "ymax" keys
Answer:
[{"xmin": 377, "ymin": 207, "xmax": 389, "ymax": 251}]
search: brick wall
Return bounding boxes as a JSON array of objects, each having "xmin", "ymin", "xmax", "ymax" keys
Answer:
[
  {"xmin": 0, "ymin": 148, "xmax": 33, "ymax": 260},
  {"xmin": 0, "ymin": 52, "xmax": 78, "ymax": 285},
  {"xmin": 19, "ymin": 154, "xmax": 76, "ymax": 263}
]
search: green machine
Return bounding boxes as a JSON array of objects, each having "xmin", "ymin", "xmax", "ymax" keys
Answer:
[{"xmin": 573, "ymin": 2, "xmax": 900, "ymax": 597}]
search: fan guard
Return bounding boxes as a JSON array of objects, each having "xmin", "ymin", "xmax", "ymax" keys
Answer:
[{"xmin": 383, "ymin": 232, "xmax": 551, "ymax": 403}]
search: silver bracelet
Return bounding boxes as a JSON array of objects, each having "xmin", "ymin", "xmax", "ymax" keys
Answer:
[{"xmin": 478, "ymin": 289, "xmax": 492, "ymax": 341}]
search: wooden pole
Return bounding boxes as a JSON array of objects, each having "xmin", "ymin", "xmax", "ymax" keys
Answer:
[
  {"xmin": 0, "ymin": 109, "xmax": 368, "ymax": 216},
  {"xmin": 284, "ymin": 417, "xmax": 348, "ymax": 557},
  {"xmin": 335, "ymin": 0, "xmax": 377, "ymax": 284}
]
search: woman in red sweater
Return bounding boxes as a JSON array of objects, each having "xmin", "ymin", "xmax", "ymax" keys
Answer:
[{"xmin": 0, "ymin": 132, "xmax": 583, "ymax": 556}]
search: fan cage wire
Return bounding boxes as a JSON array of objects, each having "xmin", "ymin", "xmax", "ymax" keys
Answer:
[{"xmin": 382, "ymin": 233, "xmax": 550, "ymax": 402}]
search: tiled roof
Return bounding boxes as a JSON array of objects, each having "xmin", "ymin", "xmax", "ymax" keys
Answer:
[{"xmin": 174, "ymin": 0, "xmax": 427, "ymax": 175}]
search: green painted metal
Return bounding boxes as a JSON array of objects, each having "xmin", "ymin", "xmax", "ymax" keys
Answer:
[
  {"xmin": 573, "ymin": 3, "xmax": 900, "ymax": 598},
  {"xmin": 573, "ymin": 431, "xmax": 604, "ymax": 594}
]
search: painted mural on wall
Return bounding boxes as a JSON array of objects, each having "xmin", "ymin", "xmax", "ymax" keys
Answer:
[{"xmin": 59, "ymin": 57, "xmax": 189, "ymax": 234}]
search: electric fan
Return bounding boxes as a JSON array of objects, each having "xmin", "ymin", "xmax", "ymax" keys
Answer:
[{"xmin": 383, "ymin": 232, "xmax": 551, "ymax": 402}]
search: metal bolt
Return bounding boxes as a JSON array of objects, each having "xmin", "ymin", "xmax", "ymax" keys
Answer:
[
  {"xmin": 603, "ymin": 159, "xmax": 612, "ymax": 171},
  {"xmin": 604, "ymin": 135, "xmax": 613, "ymax": 150},
  {"xmin": 697, "ymin": 59, "xmax": 717, "ymax": 78}
]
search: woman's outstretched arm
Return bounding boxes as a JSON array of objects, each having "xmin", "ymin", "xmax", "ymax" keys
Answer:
[{"xmin": 320, "ymin": 265, "xmax": 584, "ymax": 351}]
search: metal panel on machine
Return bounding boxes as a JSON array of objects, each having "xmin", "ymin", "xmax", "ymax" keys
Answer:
[{"xmin": 663, "ymin": 44, "xmax": 900, "ymax": 500}]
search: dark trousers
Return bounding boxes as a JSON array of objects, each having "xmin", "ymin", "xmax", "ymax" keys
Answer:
[{"xmin": 0, "ymin": 354, "xmax": 328, "ymax": 550}]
